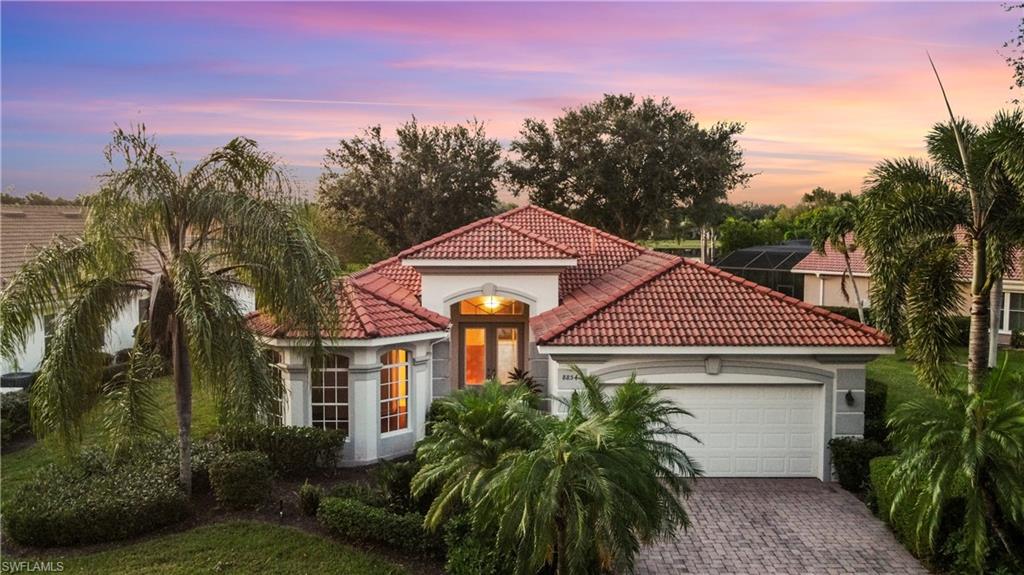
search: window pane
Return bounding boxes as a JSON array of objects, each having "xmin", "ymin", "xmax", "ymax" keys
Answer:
[
  {"xmin": 496, "ymin": 327, "xmax": 519, "ymax": 384},
  {"xmin": 464, "ymin": 328, "xmax": 486, "ymax": 385},
  {"xmin": 458, "ymin": 296, "xmax": 525, "ymax": 316},
  {"xmin": 311, "ymin": 354, "xmax": 348, "ymax": 433},
  {"xmin": 379, "ymin": 349, "xmax": 410, "ymax": 433}
]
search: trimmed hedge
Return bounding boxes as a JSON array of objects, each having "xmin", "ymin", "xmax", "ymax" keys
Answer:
[
  {"xmin": 829, "ymin": 437, "xmax": 887, "ymax": 492},
  {"xmin": 219, "ymin": 423, "xmax": 345, "ymax": 476},
  {"xmin": 1, "ymin": 389, "xmax": 32, "ymax": 443},
  {"xmin": 2, "ymin": 449, "xmax": 190, "ymax": 547},
  {"xmin": 210, "ymin": 451, "xmax": 273, "ymax": 509},
  {"xmin": 298, "ymin": 480, "xmax": 323, "ymax": 516},
  {"xmin": 318, "ymin": 497, "xmax": 442, "ymax": 555}
]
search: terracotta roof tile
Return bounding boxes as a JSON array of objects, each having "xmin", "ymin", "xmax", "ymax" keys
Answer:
[{"xmin": 399, "ymin": 216, "xmax": 577, "ymax": 260}]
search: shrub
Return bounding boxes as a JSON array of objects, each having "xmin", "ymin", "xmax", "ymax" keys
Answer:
[
  {"xmin": 318, "ymin": 497, "xmax": 442, "ymax": 555},
  {"xmin": 2, "ymin": 450, "xmax": 190, "ymax": 547},
  {"xmin": 863, "ymin": 378, "xmax": 888, "ymax": 444},
  {"xmin": 209, "ymin": 451, "xmax": 273, "ymax": 509},
  {"xmin": 219, "ymin": 423, "xmax": 344, "ymax": 476},
  {"xmin": 328, "ymin": 481, "xmax": 387, "ymax": 507},
  {"xmin": 298, "ymin": 480, "xmax": 323, "ymax": 516},
  {"xmin": 1011, "ymin": 329, "xmax": 1024, "ymax": 349},
  {"xmin": 1, "ymin": 389, "xmax": 32, "ymax": 442},
  {"xmin": 829, "ymin": 437, "xmax": 887, "ymax": 492},
  {"xmin": 443, "ymin": 514, "xmax": 508, "ymax": 575},
  {"xmin": 373, "ymin": 459, "xmax": 431, "ymax": 513}
]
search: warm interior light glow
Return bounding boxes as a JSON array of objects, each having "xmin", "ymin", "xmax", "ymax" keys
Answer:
[{"xmin": 483, "ymin": 295, "xmax": 501, "ymax": 310}]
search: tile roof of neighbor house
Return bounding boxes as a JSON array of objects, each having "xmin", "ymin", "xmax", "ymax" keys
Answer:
[
  {"xmin": 791, "ymin": 233, "xmax": 1023, "ymax": 281},
  {"xmin": 1, "ymin": 205, "xmax": 88, "ymax": 281},
  {"xmin": 249, "ymin": 205, "xmax": 889, "ymax": 346}
]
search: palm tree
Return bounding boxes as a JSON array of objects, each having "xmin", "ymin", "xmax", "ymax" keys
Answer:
[
  {"xmin": 857, "ymin": 68, "xmax": 1024, "ymax": 391},
  {"xmin": 0, "ymin": 126, "xmax": 337, "ymax": 492},
  {"xmin": 416, "ymin": 369, "xmax": 702, "ymax": 575},
  {"xmin": 885, "ymin": 369, "xmax": 1024, "ymax": 572},
  {"xmin": 807, "ymin": 194, "xmax": 866, "ymax": 323}
]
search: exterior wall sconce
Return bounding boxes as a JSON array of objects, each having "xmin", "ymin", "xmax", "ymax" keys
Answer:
[{"xmin": 845, "ymin": 389, "xmax": 855, "ymax": 406}]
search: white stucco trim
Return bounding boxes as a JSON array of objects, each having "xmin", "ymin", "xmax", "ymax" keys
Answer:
[
  {"xmin": 537, "ymin": 345, "xmax": 894, "ymax": 356},
  {"xmin": 792, "ymin": 270, "xmax": 871, "ymax": 278},
  {"xmin": 402, "ymin": 258, "xmax": 577, "ymax": 268},
  {"xmin": 257, "ymin": 331, "xmax": 447, "ymax": 349}
]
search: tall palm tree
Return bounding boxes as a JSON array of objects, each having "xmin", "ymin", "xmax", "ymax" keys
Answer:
[
  {"xmin": 416, "ymin": 370, "xmax": 701, "ymax": 575},
  {"xmin": 807, "ymin": 194, "xmax": 866, "ymax": 323},
  {"xmin": 0, "ymin": 126, "xmax": 337, "ymax": 492},
  {"xmin": 886, "ymin": 369, "xmax": 1024, "ymax": 573},
  {"xmin": 857, "ymin": 70, "xmax": 1024, "ymax": 391}
]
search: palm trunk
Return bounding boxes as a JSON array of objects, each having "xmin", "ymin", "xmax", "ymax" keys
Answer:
[
  {"xmin": 988, "ymin": 277, "xmax": 1002, "ymax": 368},
  {"xmin": 171, "ymin": 315, "xmax": 193, "ymax": 494},
  {"xmin": 843, "ymin": 252, "xmax": 866, "ymax": 324},
  {"xmin": 699, "ymin": 227, "xmax": 708, "ymax": 263},
  {"xmin": 555, "ymin": 516, "xmax": 568, "ymax": 575},
  {"xmin": 967, "ymin": 237, "xmax": 990, "ymax": 394}
]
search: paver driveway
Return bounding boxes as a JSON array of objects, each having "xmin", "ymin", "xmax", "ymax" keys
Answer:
[{"xmin": 637, "ymin": 479, "xmax": 927, "ymax": 575}]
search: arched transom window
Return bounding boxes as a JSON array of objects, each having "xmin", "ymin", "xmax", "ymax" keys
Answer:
[{"xmin": 380, "ymin": 349, "xmax": 410, "ymax": 433}]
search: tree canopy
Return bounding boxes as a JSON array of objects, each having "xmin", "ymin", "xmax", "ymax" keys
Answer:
[
  {"xmin": 319, "ymin": 118, "xmax": 503, "ymax": 252},
  {"xmin": 505, "ymin": 94, "xmax": 751, "ymax": 242}
]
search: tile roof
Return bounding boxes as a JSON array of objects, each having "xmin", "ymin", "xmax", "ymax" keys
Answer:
[
  {"xmin": 1, "ymin": 205, "xmax": 89, "ymax": 281},
  {"xmin": 255, "ymin": 204, "xmax": 889, "ymax": 347},
  {"xmin": 247, "ymin": 275, "xmax": 448, "ymax": 339},
  {"xmin": 532, "ymin": 257, "xmax": 889, "ymax": 347},
  {"xmin": 399, "ymin": 216, "xmax": 578, "ymax": 260}
]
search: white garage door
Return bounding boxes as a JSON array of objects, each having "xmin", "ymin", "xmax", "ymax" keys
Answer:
[{"xmin": 661, "ymin": 384, "xmax": 823, "ymax": 477}]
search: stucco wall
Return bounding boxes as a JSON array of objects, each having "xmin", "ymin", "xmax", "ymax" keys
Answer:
[{"xmin": 801, "ymin": 275, "xmax": 872, "ymax": 308}]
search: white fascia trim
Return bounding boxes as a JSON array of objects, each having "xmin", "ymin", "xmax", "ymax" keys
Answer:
[
  {"xmin": 793, "ymin": 270, "xmax": 871, "ymax": 278},
  {"xmin": 402, "ymin": 258, "xmax": 577, "ymax": 268},
  {"xmin": 537, "ymin": 345, "xmax": 894, "ymax": 356},
  {"xmin": 258, "ymin": 331, "xmax": 448, "ymax": 349}
]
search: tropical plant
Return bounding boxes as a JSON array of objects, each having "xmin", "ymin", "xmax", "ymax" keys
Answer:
[
  {"xmin": 857, "ymin": 62, "xmax": 1024, "ymax": 391},
  {"xmin": 885, "ymin": 369, "xmax": 1024, "ymax": 573},
  {"xmin": 413, "ymin": 370, "xmax": 702, "ymax": 574},
  {"xmin": 806, "ymin": 194, "xmax": 866, "ymax": 323},
  {"xmin": 0, "ymin": 125, "xmax": 337, "ymax": 492}
]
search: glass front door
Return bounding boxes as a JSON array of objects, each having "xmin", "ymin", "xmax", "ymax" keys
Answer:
[{"xmin": 461, "ymin": 324, "xmax": 523, "ymax": 385}]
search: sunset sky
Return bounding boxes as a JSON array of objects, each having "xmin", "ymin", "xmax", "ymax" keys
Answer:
[{"xmin": 1, "ymin": 2, "xmax": 1018, "ymax": 204}]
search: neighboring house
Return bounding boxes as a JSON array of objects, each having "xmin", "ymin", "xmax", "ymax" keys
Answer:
[
  {"xmin": 713, "ymin": 239, "xmax": 812, "ymax": 300},
  {"xmin": 0, "ymin": 205, "xmax": 256, "ymax": 376},
  {"xmin": 791, "ymin": 238, "xmax": 1024, "ymax": 342},
  {"xmin": 251, "ymin": 206, "xmax": 891, "ymax": 481}
]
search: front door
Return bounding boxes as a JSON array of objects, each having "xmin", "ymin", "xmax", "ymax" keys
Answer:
[{"xmin": 461, "ymin": 324, "xmax": 524, "ymax": 385}]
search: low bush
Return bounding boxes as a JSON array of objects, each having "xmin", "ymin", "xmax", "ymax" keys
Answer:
[
  {"xmin": 443, "ymin": 514, "xmax": 508, "ymax": 575},
  {"xmin": 1011, "ymin": 329, "xmax": 1024, "ymax": 349},
  {"xmin": 863, "ymin": 378, "xmax": 888, "ymax": 444},
  {"xmin": 210, "ymin": 451, "xmax": 273, "ymax": 509},
  {"xmin": 373, "ymin": 459, "xmax": 432, "ymax": 513},
  {"xmin": 317, "ymin": 497, "xmax": 442, "ymax": 556},
  {"xmin": 1, "ymin": 389, "xmax": 32, "ymax": 442},
  {"xmin": 298, "ymin": 480, "xmax": 323, "ymax": 516},
  {"xmin": 219, "ymin": 423, "xmax": 344, "ymax": 476},
  {"xmin": 2, "ymin": 449, "xmax": 190, "ymax": 547},
  {"xmin": 829, "ymin": 437, "xmax": 887, "ymax": 492}
]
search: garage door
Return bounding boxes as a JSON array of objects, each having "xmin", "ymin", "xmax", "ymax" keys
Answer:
[{"xmin": 661, "ymin": 384, "xmax": 822, "ymax": 477}]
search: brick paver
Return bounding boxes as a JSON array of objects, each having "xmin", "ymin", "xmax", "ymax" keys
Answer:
[{"xmin": 637, "ymin": 478, "xmax": 927, "ymax": 575}]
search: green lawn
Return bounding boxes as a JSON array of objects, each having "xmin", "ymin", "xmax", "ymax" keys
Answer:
[
  {"xmin": 1, "ymin": 375, "xmax": 220, "ymax": 506},
  {"xmin": 39, "ymin": 521, "xmax": 405, "ymax": 574},
  {"xmin": 867, "ymin": 347, "xmax": 1024, "ymax": 416}
]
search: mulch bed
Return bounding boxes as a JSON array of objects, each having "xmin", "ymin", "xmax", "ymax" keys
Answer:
[{"xmin": 0, "ymin": 464, "xmax": 445, "ymax": 575}]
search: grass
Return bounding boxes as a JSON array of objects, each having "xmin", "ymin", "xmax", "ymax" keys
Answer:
[
  {"xmin": 867, "ymin": 346, "xmax": 1024, "ymax": 416},
  {"xmin": 38, "ymin": 521, "xmax": 406, "ymax": 574},
  {"xmin": 0, "ymin": 375, "xmax": 220, "ymax": 507}
]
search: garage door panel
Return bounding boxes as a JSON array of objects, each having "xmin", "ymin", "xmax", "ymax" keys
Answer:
[{"xmin": 663, "ymin": 384, "xmax": 822, "ymax": 478}]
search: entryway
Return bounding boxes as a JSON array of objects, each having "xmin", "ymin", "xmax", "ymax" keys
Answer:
[{"xmin": 451, "ymin": 295, "xmax": 528, "ymax": 386}]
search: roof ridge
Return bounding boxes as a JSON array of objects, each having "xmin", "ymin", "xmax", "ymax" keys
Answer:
[
  {"xmin": 491, "ymin": 218, "xmax": 579, "ymax": 257},
  {"xmin": 395, "ymin": 216, "xmax": 499, "ymax": 260},
  {"xmin": 349, "ymin": 271, "xmax": 449, "ymax": 328},
  {"xmin": 498, "ymin": 204, "xmax": 648, "ymax": 254},
  {"xmin": 681, "ymin": 258, "xmax": 890, "ymax": 344},
  {"xmin": 342, "ymin": 280, "xmax": 380, "ymax": 338},
  {"xmin": 533, "ymin": 250, "xmax": 681, "ymax": 344}
]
